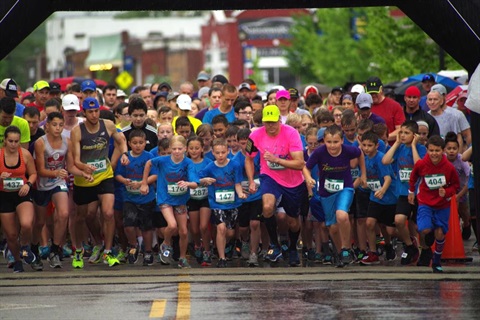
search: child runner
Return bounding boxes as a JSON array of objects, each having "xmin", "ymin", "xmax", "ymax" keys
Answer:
[{"xmin": 197, "ymin": 124, "xmax": 214, "ymax": 161}]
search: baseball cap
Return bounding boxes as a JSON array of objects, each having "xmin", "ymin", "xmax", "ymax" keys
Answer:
[
  {"xmin": 422, "ymin": 74, "xmax": 435, "ymax": 82},
  {"xmin": 33, "ymin": 80, "xmax": 50, "ymax": 92},
  {"xmin": 405, "ymin": 86, "xmax": 421, "ymax": 97},
  {"xmin": 262, "ymin": 105, "xmax": 280, "ymax": 122},
  {"xmin": 303, "ymin": 85, "xmax": 318, "ymax": 98},
  {"xmin": 275, "ymin": 89, "xmax": 290, "ymax": 100},
  {"xmin": 49, "ymin": 81, "xmax": 61, "ymax": 94},
  {"xmin": 356, "ymin": 93, "xmax": 373, "ymax": 109},
  {"xmin": 331, "ymin": 86, "xmax": 343, "ymax": 94},
  {"xmin": 177, "ymin": 94, "xmax": 192, "ymax": 111},
  {"xmin": 81, "ymin": 80, "xmax": 96, "ymax": 92},
  {"xmin": 211, "ymin": 74, "xmax": 229, "ymax": 85},
  {"xmin": 288, "ymin": 88, "xmax": 299, "ymax": 99},
  {"xmin": 431, "ymin": 84, "xmax": 447, "ymax": 95},
  {"xmin": 117, "ymin": 89, "xmax": 127, "ymax": 98},
  {"xmin": 197, "ymin": 71, "xmax": 210, "ymax": 81},
  {"xmin": 317, "ymin": 127, "xmax": 326, "ymax": 142},
  {"xmin": 365, "ymin": 76, "xmax": 383, "ymax": 94},
  {"xmin": 62, "ymin": 94, "xmax": 80, "ymax": 111},
  {"xmin": 158, "ymin": 82, "xmax": 172, "ymax": 91},
  {"xmin": 351, "ymin": 84, "xmax": 365, "ymax": 94},
  {"xmin": 167, "ymin": 92, "xmax": 179, "ymax": 102},
  {"xmin": 198, "ymin": 87, "xmax": 210, "ymax": 99},
  {"xmin": 0, "ymin": 78, "xmax": 18, "ymax": 98},
  {"xmin": 82, "ymin": 97, "xmax": 99, "ymax": 110},
  {"xmin": 238, "ymin": 83, "xmax": 252, "ymax": 91}
]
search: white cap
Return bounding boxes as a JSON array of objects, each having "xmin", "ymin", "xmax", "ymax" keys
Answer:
[
  {"xmin": 351, "ymin": 84, "xmax": 365, "ymax": 94},
  {"xmin": 356, "ymin": 93, "xmax": 373, "ymax": 109},
  {"xmin": 62, "ymin": 94, "xmax": 80, "ymax": 111},
  {"xmin": 117, "ymin": 89, "xmax": 127, "ymax": 98},
  {"xmin": 177, "ymin": 94, "xmax": 192, "ymax": 111}
]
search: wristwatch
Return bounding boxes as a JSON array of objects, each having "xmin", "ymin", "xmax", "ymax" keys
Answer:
[{"xmin": 27, "ymin": 182, "xmax": 33, "ymax": 188}]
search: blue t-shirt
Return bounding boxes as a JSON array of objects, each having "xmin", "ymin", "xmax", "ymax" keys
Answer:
[
  {"xmin": 15, "ymin": 102, "xmax": 25, "ymax": 117},
  {"xmin": 353, "ymin": 139, "xmax": 387, "ymax": 153},
  {"xmin": 233, "ymin": 151, "xmax": 262, "ymax": 203},
  {"xmin": 204, "ymin": 150, "xmax": 215, "ymax": 162},
  {"xmin": 150, "ymin": 146, "xmax": 160, "ymax": 157},
  {"xmin": 202, "ymin": 108, "xmax": 235, "ymax": 125},
  {"xmin": 188, "ymin": 158, "xmax": 212, "ymax": 201},
  {"xmin": 115, "ymin": 151, "xmax": 155, "ymax": 204},
  {"xmin": 365, "ymin": 151, "xmax": 397, "ymax": 205},
  {"xmin": 150, "ymin": 156, "xmax": 199, "ymax": 206},
  {"xmin": 392, "ymin": 143, "xmax": 427, "ymax": 196},
  {"xmin": 199, "ymin": 159, "xmax": 243, "ymax": 210},
  {"xmin": 300, "ymin": 134, "xmax": 307, "ymax": 149}
]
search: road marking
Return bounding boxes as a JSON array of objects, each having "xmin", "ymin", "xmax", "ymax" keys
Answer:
[
  {"xmin": 149, "ymin": 299, "xmax": 166, "ymax": 318},
  {"xmin": 176, "ymin": 283, "xmax": 191, "ymax": 319}
]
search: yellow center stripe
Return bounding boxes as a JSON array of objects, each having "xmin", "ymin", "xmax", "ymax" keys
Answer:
[
  {"xmin": 176, "ymin": 283, "xmax": 191, "ymax": 319},
  {"xmin": 149, "ymin": 299, "xmax": 166, "ymax": 318}
]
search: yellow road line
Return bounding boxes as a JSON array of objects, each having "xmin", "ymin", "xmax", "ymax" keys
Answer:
[
  {"xmin": 176, "ymin": 283, "xmax": 191, "ymax": 320},
  {"xmin": 149, "ymin": 299, "xmax": 166, "ymax": 318}
]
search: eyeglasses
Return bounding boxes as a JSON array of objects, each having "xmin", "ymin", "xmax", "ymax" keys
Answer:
[{"xmin": 334, "ymin": 114, "xmax": 342, "ymax": 118}]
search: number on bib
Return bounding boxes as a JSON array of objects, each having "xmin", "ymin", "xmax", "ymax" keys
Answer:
[
  {"xmin": 351, "ymin": 168, "xmax": 360, "ymax": 179},
  {"xmin": 215, "ymin": 189, "xmax": 235, "ymax": 204},
  {"xmin": 87, "ymin": 158, "xmax": 107, "ymax": 173},
  {"xmin": 167, "ymin": 183, "xmax": 187, "ymax": 196},
  {"xmin": 190, "ymin": 187, "xmax": 208, "ymax": 200},
  {"xmin": 267, "ymin": 160, "xmax": 285, "ymax": 170},
  {"xmin": 367, "ymin": 179, "xmax": 381, "ymax": 191},
  {"xmin": 399, "ymin": 168, "xmax": 412, "ymax": 182},
  {"xmin": 126, "ymin": 180, "xmax": 141, "ymax": 194},
  {"xmin": 324, "ymin": 179, "xmax": 344, "ymax": 193},
  {"xmin": 3, "ymin": 178, "xmax": 24, "ymax": 191},
  {"xmin": 424, "ymin": 174, "xmax": 446, "ymax": 190}
]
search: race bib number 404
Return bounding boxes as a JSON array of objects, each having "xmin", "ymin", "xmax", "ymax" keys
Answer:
[{"xmin": 424, "ymin": 174, "xmax": 446, "ymax": 190}]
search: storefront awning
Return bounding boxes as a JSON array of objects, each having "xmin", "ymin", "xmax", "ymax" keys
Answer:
[{"xmin": 85, "ymin": 34, "xmax": 122, "ymax": 69}]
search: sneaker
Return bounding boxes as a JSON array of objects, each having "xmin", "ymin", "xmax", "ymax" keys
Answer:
[
  {"xmin": 307, "ymin": 248, "xmax": 316, "ymax": 262},
  {"xmin": 289, "ymin": 250, "xmax": 300, "ymax": 267},
  {"xmin": 462, "ymin": 225, "xmax": 472, "ymax": 241},
  {"xmin": 385, "ymin": 244, "xmax": 397, "ymax": 261},
  {"xmin": 39, "ymin": 246, "xmax": 50, "ymax": 260},
  {"xmin": 13, "ymin": 260, "xmax": 24, "ymax": 273},
  {"xmin": 259, "ymin": 249, "xmax": 267, "ymax": 260},
  {"xmin": 355, "ymin": 250, "xmax": 366, "ymax": 263},
  {"xmin": 217, "ymin": 258, "xmax": 227, "ymax": 268},
  {"xmin": 201, "ymin": 251, "xmax": 212, "ymax": 266},
  {"xmin": 82, "ymin": 243, "xmax": 92, "ymax": 258},
  {"xmin": 247, "ymin": 252, "xmax": 259, "ymax": 267},
  {"xmin": 5, "ymin": 248, "xmax": 15, "ymax": 268},
  {"xmin": 88, "ymin": 245, "xmax": 103, "ymax": 264},
  {"xmin": 241, "ymin": 241, "xmax": 250, "ymax": 260},
  {"xmin": 160, "ymin": 243, "xmax": 173, "ymax": 265},
  {"xmin": 31, "ymin": 257, "xmax": 44, "ymax": 271},
  {"xmin": 432, "ymin": 264, "xmax": 443, "ymax": 273},
  {"xmin": 116, "ymin": 249, "xmax": 127, "ymax": 263},
  {"xmin": 62, "ymin": 244, "xmax": 73, "ymax": 258},
  {"xmin": 401, "ymin": 245, "xmax": 419, "ymax": 265},
  {"xmin": 178, "ymin": 257, "xmax": 191, "ymax": 268},
  {"xmin": 102, "ymin": 252, "xmax": 120, "ymax": 267},
  {"xmin": 143, "ymin": 252, "xmax": 154, "ymax": 266},
  {"xmin": 280, "ymin": 240, "xmax": 289, "ymax": 260},
  {"xmin": 360, "ymin": 252, "xmax": 380, "ymax": 265},
  {"xmin": 265, "ymin": 245, "xmax": 283, "ymax": 262},
  {"xmin": 417, "ymin": 247, "xmax": 433, "ymax": 267},
  {"xmin": 48, "ymin": 252, "xmax": 62, "ymax": 268},
  {"xmin": 194, "ymin": 246, "xmax": 203, "ymax": 264},
  {"xmin": 20, "ymin": 245, "xmax": 36, "ymax": 264},
  {"xmin": 314, "ymin": 253, "xmax": 323, "ymax": 263},
  {"xmin": 72, "ymin": 249, "xmax": 84, "ymax": 269},
  {"xmin": 340, "ymin": 248, "xmax": 353, "ymax": 265},
  {"xmin": 322, "ymin": 254, "xmax": 333, "ymax": 265},
  {"xmin": 128, "ymin": 246, "xmax": 139, "ymax": 264},
  {"xmin": 334, "ymin": 254, "xmax": 345, "ymax": 268}
]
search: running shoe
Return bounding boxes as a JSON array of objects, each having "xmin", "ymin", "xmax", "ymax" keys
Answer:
[
  {"xmin": 201, "ymin": 251, "xmax": 212, "ymax": 267},
  {"xmin": 31, "ymin": 256, "xmax": 44, "ymax": 271},
  {"xmin": 178, "ymin": 257, "xmax": 191, "ymax": 268},
  {"xmin": 82, "ymin": 243, "xmax": 93, "ymax": 258},
  {"xmin": 334, "ymin": 254, "xmax": 345, "ymax": 268},
  {"xmin": 116, "ymin": 248, "xmax": 127, "ymax": 263},
  {"xmin": 160, "ymin": 243, "xmax": 174, "ymax": 265},
  {"xmin": 355, "ymin": 250, "xmax": 366, "ymax": 263},
  {"xmin": 401, "ymin": 245, "xmax": 419, "ymax": 265},
  {"xmin": 88, "ymin": 245, "xmax": 103, "ymax": 264},
  {"xmin": 143, "ymin": 252, "xmax": 154, "ymax": 266},
  {"xmin": 62, "ymin": 244, "xmax": 73, "ymax": 258},
  {"xmin": 39, "ymin": 246, "xmax": 50, "ymax": 260},
  {"xmin": 289, "ymin": 250, "xmax": 300, "ymax": 267},
  {"xmin": 241, "ymin": 241, "xmax": 250, "ymax": 260},
  {"xmin": 247, "ymin": 252, "xmax": 259, "ymax": 267},
  {"xmin": 194, "ymin": 246, "xmax": 203, "ymax": 264},
  {"xmin": 259, "ymin": 249, "xmax": 267, "ymax": 260},
  {"xmin": 417, "ymin": 247, "xmax": 432, "ymax": 267},
  {"xmin": 385, "ymin": 244, "xmax": 397, "ymax": 261},
  {"xmin": 314, "ymin": 253, "xmax": 323, "ymax": 263},
  {"xmin": 72, "ymin": 249, "xmax": 84, "ymax": 269},
  {"xmin": 360, "ymin": 252, "xmax": 380, "ymax": 265},
  {"xmin": 48, "ymin": 252, "xmax": 62, "ymax": 269},
  {"xmin": 20, "ymin": 245, "xmax": 36, "ymax": 264},
  {"xmin": 265, "ymin": 245, "xmax": 282, "ymax": 262},
  {"xmin": 217, "ymin": 258, "xmax": 227, "ymax": 268},
  {"xmin": 432, "ymin": 264, "xmax": 443, "ymax": 273},
  {"xmin": 322, "ymin": 254, "xmax": 333, "ymax": 265},
  {"xmin": 280, "ymin": 240, "xmax": 289, "ymax": 260},
  {"xmin": 102, "ymin": 252, "xmax": 120, "ymax": 267},
  {"xmin": 307, "ymin": 248, "xmax": 316, "ymax": 262},
  {"xmin": 13, "ymin": 260, "xmax": 24, "ymax": 273},
  {"xmin": 340, "ymin": 248, "xmax": 353, "ymax": 265},
  {"xmin": 128, "ymin": 246, "xmax": 139, "ymax": 264}
]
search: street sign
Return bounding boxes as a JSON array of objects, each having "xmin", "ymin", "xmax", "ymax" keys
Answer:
[{"xmin": 116, "ymin": 71, "xmax": 133, "ymax": 90}]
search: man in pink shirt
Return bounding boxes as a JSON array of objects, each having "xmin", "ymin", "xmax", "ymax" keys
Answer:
[
  {"xmin": 245, "ymin": 105, "xmax": 307, "ymax": 266},
  {"xmin": 365, "ymin": 76, "xmax": 405, "ymax": 144}
]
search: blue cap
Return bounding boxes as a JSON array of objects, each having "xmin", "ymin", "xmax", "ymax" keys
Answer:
[
  {"xmin": 317, "ymin": 127, "xmax": 326, "ymax": 142},
  {"xmin": 81, "ymin": 80, "xmax": 96, "ymax": 92},
  {"xmin": 83, "ymin": 97, "xmax": 99, "ymax": 110},
  {"xmin": 422, "ymin": 74, "xmax": 435, "ymax": 82}
]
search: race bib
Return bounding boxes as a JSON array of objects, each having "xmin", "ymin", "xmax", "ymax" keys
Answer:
[
  {"xmin": 215, "ymin": 189, "xmax": 235, "ymax": 204},
  {"xmin": 350, "ymin": 168, "xmax": 360, "ymax": 179},
  {"xmin": 167, "ymin": 183, "xmax": 187, "ymax": 196},
  {"xmin": 267, "ymin": 160, "xmax": 285, "ymax": 170},
  {"xmin": 399, "ymin": 168, "xmax": 412, "ymax": 182},
  {"xmin": 87, "ymin": 158, "xmax": 107, "ymax": 173},
  {"xmin": 3, "ymin": 178, "xmax": 24, "ymax": 191},
  {"xmin": 424, "ymin": 174, "xmax": 446, "ymax": 190},
  {"xmin": 126, "ymin": 180, "xmax": 141, "ymax": 194},
  {"xmin": 324, "ymin": 179, "xmax": 344, "ymax": 193},
  {"xmin": 190, "ymin": 187, "xmax": 208, "ymax": 200},
  {"xmin": 367, "ymin": 179, "xmax": 381, "ymax": 191}
]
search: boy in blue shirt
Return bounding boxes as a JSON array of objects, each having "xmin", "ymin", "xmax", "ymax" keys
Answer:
[{"xmin": 200, "ymin": 138, "xmax": 247, "ymax": 268}]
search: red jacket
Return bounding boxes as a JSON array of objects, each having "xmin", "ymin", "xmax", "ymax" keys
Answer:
[{"xmin": 409, "ymin": 153, "xmax": 459, "ymax": 209}]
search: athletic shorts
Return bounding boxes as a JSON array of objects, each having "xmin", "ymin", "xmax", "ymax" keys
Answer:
[
  {"xmin": 349, "ymin": 192, "xmax": 357, "ymax": 217},
  {"xmin": 309, "ymin": 196, "xmax": 325, "ymax": 222},
  {"xmin": 320, "ymin": 187, "xmax": 354, "ymax": 227},
  {"xmin": 367, "ymin": 201, "xmax": 396, "ymax": 227},
  {"xmin": 123, "ymin": 200, "xmax": 155, "ymax": 231},
  {"xmin": 355, "ymin": 189, "xmax": 370, "ymax": 220},
  {"xmin": 260, "ymin": 174, "xmax": 308, "ymax": 218},
  {"xmin": 73, "ymin": 178, "xmax": 114, "ymax": 206},
  {"xmin": 0, "ymin": 190, "xmax": 33, "ymax": 213},
  {"xmin": 395, "ymin": 195, "xmax": 418, "ymax": 220},
  {"xmin": 417, "ymin": 205, "xmax": 450, "ymax": 234},
  {"xmin": 238, "ymin": 199, "xmax": 262, "ymax": 228},
  {"xmin": 34, "ymin": 185, "xmax": 68, "ymax": 207},
  {"xmin": 212, "ymin": 208, "xmax": 239, "ymax": 230},
  {"xmin": 187, "ymin": 198, "xmax": 210, "ymax": 212}
]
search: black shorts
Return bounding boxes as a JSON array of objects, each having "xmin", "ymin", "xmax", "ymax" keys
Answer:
[
  {"xmin": 238, "ymin": 199, "xmax": 262, "ymax": 228},
  {"xmin": 395, "ymin": 195, "xmax": 418, "ymax": 221},
  {"xmin": 152, "ymin": 209, "xmax": 167, "ymax": 228},
  {"xmin": 367, "ymin": 201, "xmax": 396, "ymax": 227},
  {"xmin": 212, "ymin": 208, "xmax": 239, "ymax": 230},
  {"xmin": 123, "ymin": 201, "xmax": 155, "ymax": 231},
  {"xmin": 34, "ymin": 185, "xmax": 68, "ymax": 207},
  {"xmin": 73, "ymin": 178, "xmax": 115, "ymax": 206},
  {"xmin": 187, "ymin": 198, "xmax": 210, "ymax": 212},
  {"xmin": 0, "ymin": 190, "xmax": 33, "ymax": 213},
  {"xmin": 349, "ymin": 192, "xmax": 357, "ymax": 217},
  {"xmin": 355, "ymin": 189, "xmax": 370, "ymax": 219}
]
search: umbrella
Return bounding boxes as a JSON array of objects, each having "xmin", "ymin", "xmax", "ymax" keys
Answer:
[
  {"xmin": 445, "ymin": 85, "xmax": 468, "ymax": 106},
  {"xmin": 405, "ymin": 73, "xmax": 460, "ymax": 89},
  {"xmin": 51, "ymin": 77, "xmax": 108, "ymax": 91}
]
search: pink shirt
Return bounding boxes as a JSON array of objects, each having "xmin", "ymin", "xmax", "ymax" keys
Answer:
[{"xmin": 247, "ymin": 124, "xmax": 304, "ymax": 188}]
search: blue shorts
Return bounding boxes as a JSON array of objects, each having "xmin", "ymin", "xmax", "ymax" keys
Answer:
[
  {"xmin": 34, "ymin": 185, "xmax": 68, "ymax": 207},
  {"xmin": 320, "ymin": 188, "xmax": 354, "ymax": 227},
  {"xmin": 417, "ymin": 205, "xmax": 450, "ymax": 234},
  {"xmin": 260, "ymin": 174, "xmax": 307, "ymax": 218},
  {"xmin": 309, "ymin": 196, "xmax": 325, "ymax": 222}
]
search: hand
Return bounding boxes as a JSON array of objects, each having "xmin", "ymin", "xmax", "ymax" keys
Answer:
[
  {"xmin": 84, "ymin": 164, "xmax": 97, "ymax": 175},
  {"xmin": 203, "ymin": 178, "xmax": 216, "ymax": 186},
  {"xmin": 306, "ymin": 178, "xmax": 316, "ymax": 187},
  {"xmin": 249, "ymin": 180, "xmax": 257, "ymax": 194},
  {"xmin": 439, "ymin": 186, "xmax": 446, "ymax": 198},
  {"xmin": 81, "ymin": 171, "xmax": 94, "ymax": 183},
  {"xmin": 263, "ymin": 151, "xmax": 277, "ymax": 163},
  {"xmin": 18, "ymin": 183, "xmax": 30, "ymax": 197},
  {"xmin": 140, "ymin": 184, "xmax": 149, "ymax": 195},
  {"xmin": 412, "ymin": 133, "xmax": 419, "ymax": 146},
  {"xmin": 0, "ymin": 172, "xmax": 11, "ymax": 179},
  {"xmin": 408, "ymin": 193, "xmax": 415, "ymax": 205},
  {"xmin": 121, "ymin": 153, "xmax": 129, "ymax": 166},
  {"xmin": 57, "ymin": 169, "xmax": 68, "ymax": 179},
  {"xmin": 130, "ymin": 180, "xmax": 141, "ymax": 190},
  {"xmin": 395, "ymin": 131, "xmax": 402, "ymax": 144},
  {"xmin": 238, "ymin": 192, "xmax": 247, "ymax": 199},
  {"xmin": 374, "ymin": 189, "xmax": 385, "ymax": 199},
  {"xmin": 360, "ymin": 176, "xmax": 367, "ymax": 188},
  {"xmin": 177, "ymin": 181, "xmax": 189, "ymax": 189}
]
